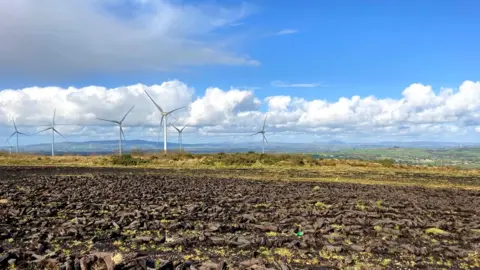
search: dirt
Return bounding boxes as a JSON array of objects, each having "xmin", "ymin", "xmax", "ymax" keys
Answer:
[{"xmin": 1, "ymin": 166, "xmax": 480, "ymax": 269}]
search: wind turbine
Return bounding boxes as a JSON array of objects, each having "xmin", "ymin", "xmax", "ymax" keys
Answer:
[
  {"xmin": 5, "ymin": 117, "xmax": 28, "ymax": 153},
  {"xmin": 96, "ymin": 106, "xmax": 134, "ymax": 156},
  {"xmin": 171, "ymin": 123, "xmax": 188, "ymax": 152},
  {"xmin": 250, "ymin": 114, "xmax": 269, "ymax": 154},
  {"xmin": 143, "ymin": 90, "xmax": 186, "ymax": 154},
  {"xmin": 33, "ymin": 109, "xmax": 66, "ymax": 156},
  {"xmin": 6, "ymin": 140, "xmax": 13, "ymax": 154}
]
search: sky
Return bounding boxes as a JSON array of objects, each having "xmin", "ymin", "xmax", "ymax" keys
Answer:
[{"xmin": 1, "ymin": 0, "xmax": 480, "ymax": 146}]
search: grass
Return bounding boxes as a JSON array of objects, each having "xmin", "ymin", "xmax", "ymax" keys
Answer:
[
  {"xmin": 1, "ymin": 152, "xmax": 480, "ymax": 190},
  {"xmin": 425, "ymin": 228, "xmax": 450, "ymax": 235}
]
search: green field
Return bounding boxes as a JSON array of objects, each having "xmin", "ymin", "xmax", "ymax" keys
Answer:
[{"xmin": 313, "ymin": 147, "xmax": 480, "ymax": 168}]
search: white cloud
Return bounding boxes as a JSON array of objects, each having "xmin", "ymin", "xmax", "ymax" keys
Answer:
[
  {"xmin": 1, "ymin": 80, "xmax": 480, "ymax": 143},
  {"xmin": 0, "ymin": 0, "xmax": 259, "ymax": 78},
  {"xmin": 271, "ymin": 80, "xmax": 320, "ymax": 88},
  {"xmin": 274, "ymin": 29, "xmax": 298, "ymax": 36}
]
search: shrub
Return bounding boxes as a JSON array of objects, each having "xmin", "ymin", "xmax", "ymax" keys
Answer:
[
  {"xmin": 377, "ymin": 158, "xmax": 394, "ymax": 167},
  {"xmin": 110, "ymin": 154, "xmax": 150, "ymax": 166}
]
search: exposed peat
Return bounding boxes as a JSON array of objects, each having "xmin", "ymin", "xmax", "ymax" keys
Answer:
[{"xmin": 1, "ymin": 166, "xmax": 480, "ymax": 269}]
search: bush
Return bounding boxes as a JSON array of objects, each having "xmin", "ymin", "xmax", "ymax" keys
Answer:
[
  {"xmin": 377, "ymin": 158, "xmax": 394, "ymax": 167},
  {"xmin": 110, "ymin": 154, "xmax": 150, "ymax": 166}
]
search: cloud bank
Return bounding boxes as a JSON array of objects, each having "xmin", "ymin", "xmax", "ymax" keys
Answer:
[
  {"xmin": 0, "ymin": 0, "xmax": 259, "ymax": 78},
  {"xmin": 1, "ymin": 80, "xmax": 480, "ymax": 142}
]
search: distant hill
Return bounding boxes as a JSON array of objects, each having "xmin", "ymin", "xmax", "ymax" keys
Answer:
[{"xmin": 1, "ymin": 139, "xmax": 479, "ymax": 156}]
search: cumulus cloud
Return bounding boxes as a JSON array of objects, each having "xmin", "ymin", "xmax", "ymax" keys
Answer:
[
  {"xmin": 0, "ymin": 0, "xmax": 259, "ymax": 78},
  {"xmin": 1, "ymin": 80, "xmax": 480, "ymax": 142},
  {"xmin": 271, "ymin": 81, "xmax": 320, "ymax": 88}
]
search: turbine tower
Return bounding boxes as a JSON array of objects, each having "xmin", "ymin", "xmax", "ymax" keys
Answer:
[
  {"xmin": 251, "ymin": 114, "xmax": 269, "ymax": 154},
  {"xmin": 143, "ymin": 90, "xmax": 186, "ymax": 154},
  {"xmin": 6, "ymin": 140, "xmax": 13, "ymax": 154},
  {"xmin": 33, "ymin": 109, "xmax": 66, "ymax": 156},
  {"xmin": 171, "ymin": 123, "xmax": 188, "ymax": 152},
  {"xmin": 96, "ymin": 106, "xmax": 134, "ymax": 156},
  {"xmin": 5, "ymin": 117, "xmax": 28, "ymax": 153}
]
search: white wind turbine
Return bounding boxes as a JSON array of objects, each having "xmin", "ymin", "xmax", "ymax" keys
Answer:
[
  {"xmin": 143, "ymin": 90, "xmax": 186, "ymax": 155},
  {"xmin": 171, "ymin": 123, "xmax": 188, "ymax": 152},
  {"xmin": 6, "ymin": 140, "xmax": 13, "ymax": 154},
  {"xmin": 250, "ymin": 114, "xmax": 269, "ymax": 154},
  {"xmin": 5, "ymin": 117, "xmax": 28, "ymax": 153},
  {"xmin": 96, "ymin": 106, "xmax": 134, "ymax": 156},
  {"xmin": 33, "ymin": 109, "xmax": 66, "ymax": 156}
]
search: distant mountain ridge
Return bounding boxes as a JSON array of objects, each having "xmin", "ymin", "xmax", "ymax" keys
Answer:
[{"xmin": 2, "ymin": 139, "xmax": 480, "ymax": 155}]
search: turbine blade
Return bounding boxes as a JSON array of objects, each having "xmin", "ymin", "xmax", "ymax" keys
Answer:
[
  {"xmin": 120, "ymin": 105, "xmax": 135, "ymax": 123},
  {"xmin": 32, "ymin": 127, "xmax": 52, "ymax": 135},
  {"xmin": 262, "ymin": 114, "xmax": 268, "ymax": 131},
  {"xmin": 171, "ymin": 124, "xmax": 180, "ymax": 132},
  {"xmin": 250, "ymin": 131, "xmax": 261, "ymax": 136},
  {"xmin": 12, "ymin": 118, "xmax": 17, "ymax": 131},
  {"xmin": 53, "ymin": 128, "xmax": 66, "ymax": 140},
  {"xmin": 181, "ymin": 123, "xmax": 189, "ymax": 131},
  {"xmin": 120, "ymin": 126, "xmax": 126, "ymax": 142},
  {"xmin": 263, "ymin": 134, "xmax": 269, "ymax": 146},
  {"xmin": 144, "ymin": 89, "xmax": 164, "ymax": 113},
  {"xmin": 17, "ymin": 132, "xmax": 28, "ymax": 136},
  {"xmin": 166, "ymin": 106, "xmax": 186, "ymax": 115},
  {"xmin": 5, "ymin": 132, "xmax": 15, "ymax": 142},
  {"xmin": 53, "ymin": 108, "xmax": 56, "ymax": 126},
  {"xmin": 96, "ymin": 117, "xmax": 119, "ymax": 124}
]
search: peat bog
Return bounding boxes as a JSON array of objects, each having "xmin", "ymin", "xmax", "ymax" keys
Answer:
[{"xmin": 1, "ymin": 166, "xmax": 480, "ymax": 269}]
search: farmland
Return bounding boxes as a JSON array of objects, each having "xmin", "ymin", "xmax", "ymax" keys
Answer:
[{"xmin": 1, "ymin": 154, "xmax": 480, "ymax": 269}]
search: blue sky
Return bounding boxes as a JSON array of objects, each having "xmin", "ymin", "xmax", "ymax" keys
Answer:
[
  {"xmin": 2, "ymin": 0, "xmax": 479, "ymax": 100},
  {"xmin": 1, "ymin": 0, "xmax": 480, "ymax": 146}
]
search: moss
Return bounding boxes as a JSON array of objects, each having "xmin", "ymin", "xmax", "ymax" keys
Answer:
[
  {"xmin": 314, "ymin": 201, "xmax": 329, "ymax": 209},
  {"xmin": 425, "ymin": 227, "xmax": 449, "ymax": 235},
  {"xmin": 274, "ymin": 248, "xmax": 293, "ymax": 258},
  {"xmin": 266, "ymin": 231, "xmax": 278, "ymax": 237},
  {"xmin": 355, "ymin": 201, "xmax": 367, "ymax": 211},
  {"xmin": 380, "ymin": 258, "xmax": 391, "ymax": 266}
]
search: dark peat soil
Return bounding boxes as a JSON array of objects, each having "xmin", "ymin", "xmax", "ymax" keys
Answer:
[{"xmin": 1, "ymin": 166, "xmax": 480, "ymax": 269}]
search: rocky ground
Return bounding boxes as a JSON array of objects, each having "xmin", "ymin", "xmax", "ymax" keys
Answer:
[{"xmin": 1, "ymin": 166, "xmax": 480, "ymax": 269}]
